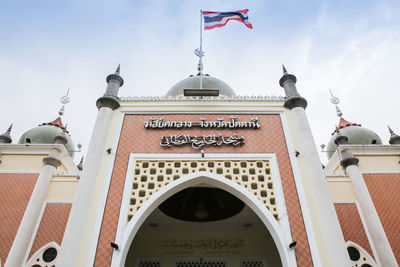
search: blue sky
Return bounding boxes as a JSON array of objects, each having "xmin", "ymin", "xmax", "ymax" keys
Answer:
[{"xmin": 1, "ymin": 0, "xmax": 399, "ymax": 163}]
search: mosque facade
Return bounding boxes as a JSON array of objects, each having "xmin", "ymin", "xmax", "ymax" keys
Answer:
[{"xmin": 0, "ymin": 66, "xmax": 399, "ymax": 267}]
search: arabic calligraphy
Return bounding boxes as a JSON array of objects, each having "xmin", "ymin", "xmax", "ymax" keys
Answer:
[
  {"xmin": 161, "ymin": 239, "xmax": 244, "ymax": 250},
  {"xmin": 145, "ymin": 116, "xmax": 260, "ymax": 129},
  {"xmin": 160, "ymin": 133, "xmax": 244, "ymax": 149}
]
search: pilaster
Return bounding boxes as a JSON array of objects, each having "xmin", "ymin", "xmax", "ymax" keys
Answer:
[
  {"xmin": 57, "ymin": 66, "xmax": 123, "ymax": 267},
  {"xmin": 4, "ymin": 148, "xmax": 62, "ymax": 267},
  {"xmin": 280, "ymin": 66, "xmax": 351, "ymax": 266},
  {"xmin": 340, "ymin": 149, "xmax": 398, "ymax": 266}
]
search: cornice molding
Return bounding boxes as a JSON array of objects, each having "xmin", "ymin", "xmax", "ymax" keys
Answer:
[{"xmin": 119, "ymin": 95, "xmax": 285, "ymax": 102}]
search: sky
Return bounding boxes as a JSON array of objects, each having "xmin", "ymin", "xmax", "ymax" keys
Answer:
[{"xmin": 0, "ymin": 0, "xmax": 399, "ymax": 164}]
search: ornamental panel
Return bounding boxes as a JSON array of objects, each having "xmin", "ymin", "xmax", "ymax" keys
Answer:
[
  {"xmin": 240, "ymin": 260, "xmax": 265, "ymax": 267},
  {"xmin": 175, "ymin": 260, "xmax": 227, "ymax": 267},
  {"xmin": 127, "ymin": 159, "xmax": 277, "ymax": 222}
]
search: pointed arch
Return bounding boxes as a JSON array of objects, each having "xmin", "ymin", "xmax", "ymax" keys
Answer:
[
  {"xmin": 25, "ymin": 241, "xmax": 60, "ymax": 267},
  {"xmin": 111, "ymin": 171, "xmax": 295, "ymax": 266}
]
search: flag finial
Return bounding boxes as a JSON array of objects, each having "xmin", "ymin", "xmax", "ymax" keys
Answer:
[
  {"xmin": 58, "ymin": 89, "xmax": 71, "ymax": 117},
  {"xmin": 329, "ymin": 89, "xmax": 343, "ymax": 117},
  {"xmin": 194, "ymin": 48, "xmax": 205, "ymax": 75}
]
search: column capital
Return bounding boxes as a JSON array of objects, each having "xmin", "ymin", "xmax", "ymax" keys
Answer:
[
  {"xmin": 341, "ymin": 157, "xmax": 359, "ymax": 169},
  {"xmin": 54, "ymin": 133, "xmax": 68, "ymax": 145},
  {"xmin": 284, "ymin": 96, "xmax": 307, "ymax": 110},
  {"xmin": 106, "ymin": 73, "xmax": 124, "ymax": 86},
  {"xmin": 43, "ymin": 156, "xmax": 61, "ymax": 168},
  {"xmin": 279, "ymin": 73, "xmax": 297, "ymax": 87},
  {"xmin": 96, "ymin": 95, "xmax": 120, "ymax": 110}
]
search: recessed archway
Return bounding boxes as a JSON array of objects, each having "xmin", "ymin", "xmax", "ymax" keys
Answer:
[{"xmin": 111, "ymin": 171, "xmax": 295, "ymax": 266}]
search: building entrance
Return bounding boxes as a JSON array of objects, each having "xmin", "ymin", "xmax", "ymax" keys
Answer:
[{"xmin": 125, "ymin": 185, "xmax": 282, "ymax": 267}]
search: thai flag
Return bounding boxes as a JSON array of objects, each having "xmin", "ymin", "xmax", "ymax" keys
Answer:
[{"xmin": 202, "ymin": 9, "xmax": 253, "ymax": 30}]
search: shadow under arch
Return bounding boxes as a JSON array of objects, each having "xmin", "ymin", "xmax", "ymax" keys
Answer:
[{"xmin": 112, "ymin": 171, "xmax": 294, "ymax": 266}]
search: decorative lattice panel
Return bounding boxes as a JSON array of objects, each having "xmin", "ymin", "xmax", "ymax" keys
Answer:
[
  {"xmin": 175, "ymin": 261, "xmax": 227, "ymax": 267},
  {"xmin": 128, "ymin": 160, "xmax": 277, "ymax": 222},
  {"xmin": 240, "ymin": 260, "xmax": 265, "ymax": 267},
  {"xmin": 138, "ymin": 260, "xmax": 162, "ymax": 267}
]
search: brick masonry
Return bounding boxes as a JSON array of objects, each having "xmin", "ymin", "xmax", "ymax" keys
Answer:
[
  {"xmin": 364, "ymin": 173, "xmax": 400, "ymax": 263},
  {"xmin": 0, "ymin": 173, "xmax": 38, "ymax": 263},
  {"xmin": 94, "ymin": 114, "xmax": 313, "ymax": 266},
  {"xmin": 334, "ymin": 203, "xmax": 374, "ymax": 259},
  {"xmin": 28, "ymin": 203, "xmax": 72, "ymax": 260}
]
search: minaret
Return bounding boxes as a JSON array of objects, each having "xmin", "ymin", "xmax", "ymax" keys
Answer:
[
  {"xmin": 0, "ymin": 124, "xmax": 13, "ymax": 143},
  {"xmin": 388, "ymin": 125, "xmax": 400, "ymax": 145},
  {"xmin": 96, "ymin": 64, "xmax": 124, "ymax": 110},
  {"xmin": 5, "ymin": 125, "xmax": 68, "ymax": 267},
  {"xmin": 57, "ymin": 66, "xmax": 124, "ymax": 267},
  {"xmin": 335, "ymin": 127, "xmax": 398, "ymax": 266},
  {"xmin": 279, "ymin": 65, "xmax": 307, "ymax": 110},
  {"xmin": 279, "ymin": 66, "xmax": 351, "ymax": 266}
]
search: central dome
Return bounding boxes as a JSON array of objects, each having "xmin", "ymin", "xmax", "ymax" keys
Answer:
[{"xmin": 166, "ymin": 75, "xmax": 236, "ymax": 97}]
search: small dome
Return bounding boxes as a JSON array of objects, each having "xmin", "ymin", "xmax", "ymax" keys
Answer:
[
  {"xmin": 19, "ymin": 118, "xmax": 75, "ymax": 158},
  {"xmin": 327, "ymin": 118, "xmax": 382, "ymax": 159},
  {"xmin": 166, "ymin": 75, "xmax": 236, "ymax": 97}
]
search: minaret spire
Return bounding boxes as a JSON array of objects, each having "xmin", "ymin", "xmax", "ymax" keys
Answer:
[
  {"xmin": 388, "ymin": 125, "xmax": 400, "ymax": 145},
  {"xmin": 115, "ymin": 64, "xmax": 120, "ymax": 74},
  {"xmin": 0, "ymin": 123, "xmax": 13, "ymax": 143},
  {"xmin": 282, "ymin": 64, "xmax": 287, "ymax": 74},
  {"xmin": 77, "ymin": 156, "xmax": 84, "ymax": 171}
]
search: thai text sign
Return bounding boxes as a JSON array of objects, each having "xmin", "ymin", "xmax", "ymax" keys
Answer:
[
  {"xmin": 144, "ymin": 116, "xmax": 259, "ymax": 149},
  {"xmin": 144, "ymin": 116, "xmax": 260, "ymax": 129}
]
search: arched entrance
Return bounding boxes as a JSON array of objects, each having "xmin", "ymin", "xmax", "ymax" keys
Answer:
[{"xmin": 111, "ymin": 172, "xmax": 295, "ymax": 266}]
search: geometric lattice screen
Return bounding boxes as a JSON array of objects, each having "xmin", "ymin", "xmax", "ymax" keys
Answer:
[
  {"xmin": 240, "ymin": 260, "xmax": 265, "ymax": 267},
  {"xmin": 175, "ymin": 261, "xmax": 227, "ymax": 267},
  {"xmin": 138, "ymin": 261, "xmax": 162, "ymax": 267},
  {"xmin": 128, "ymin": 160, "xmax": 277, "ymax": 222}
]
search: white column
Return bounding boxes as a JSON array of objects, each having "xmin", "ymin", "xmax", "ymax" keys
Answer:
[
  {"xmin": 5, "ymin": 153, "xmax": 60, "ymax": 267},
  {"xmin": 345, "ymin": 164, "xmax": 398, "ymax": 266},
  {"xmin": 290, "ymin": 107, "xmax": 352, "ymax": 266},
  {"xmin": 57, "ymin": 107, "xmax": 114, "ymax": 267}
]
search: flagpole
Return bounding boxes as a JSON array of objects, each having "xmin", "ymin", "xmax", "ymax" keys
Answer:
[
  {"xmin": 200, "ymin": 9, "xmax": 203, "ymax": 62},
  {"xmin": 199, "ymin": 9, "xmax": 203, "ymax": 89}
]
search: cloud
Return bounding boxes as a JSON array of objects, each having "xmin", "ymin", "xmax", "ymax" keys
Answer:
[{"xmin": 0, "ymin": 0, "xmax": 399, "ymax": 163}]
